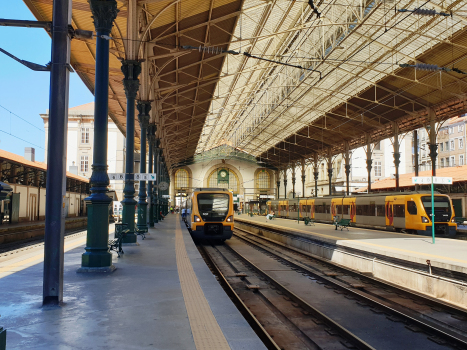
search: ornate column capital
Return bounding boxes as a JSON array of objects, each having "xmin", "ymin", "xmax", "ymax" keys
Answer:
[
  {"xmin": 301, "ymin": 175, "xmax": 306, "ymax": 182},
  {"xmin": 313, "ymin": 171, "xmax": 319, "ymax": 181},
  {"xmin": 327, "ymin": 168, "xmax": 333, "ymax": 177},
  {"xmin": 393, "ymin": 152, "xmax": 401, "ymax": 167},
  {"xmin": 137, "ymin": 100, "xmax": 151, "ymax": 127},
  {"xmin": 345, "ymin": 164, "xmax": 351, "ymax": 176},
  {"xmin": 147, "ymin": 124, "xmax": 156, "ymax": 143},
  {"xmin": 88, "ymin": 0, "xmax": 119, "ymax": 33},
  {"xmin": 121, "ymin": 60, "xmax": 141, "ymax": 100},
  {"xmin": 291, "ymin": 177, "xmax": 296, "ymax": 184},
  {"xmin": 366, "ymin": 159, "xmax": 373, "ymax": 170}
]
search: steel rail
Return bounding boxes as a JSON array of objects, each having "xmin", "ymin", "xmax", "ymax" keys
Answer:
[
  {"xmin": 233, "ymin": 229, "xmax": 467, "ymax": 349},
  {"xmin": 216, "ymin": 241, "xmax": 376, "ymax": 350},
  {"xmin": 198, "ymin": 245, "xmax": 281, "ymax": 350}
]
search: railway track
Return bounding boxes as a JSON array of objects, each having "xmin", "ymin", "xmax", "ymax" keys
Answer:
[{"xmin": 199, "ymin": 228, "xmax": 467, "ymax": 350}]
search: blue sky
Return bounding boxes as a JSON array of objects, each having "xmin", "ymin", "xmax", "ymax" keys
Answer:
[{"xmin": 0, "ymin": 2, "xmax": 94, "ymax": 162}]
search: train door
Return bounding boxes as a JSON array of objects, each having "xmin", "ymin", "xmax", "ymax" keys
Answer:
[
  {"xmin": 309, "ymin": 199, "xmax": 315, "ymax": 219},
  {"xmin": 385, "ymin": 200, "xmax": 394, "ymax": 230},
  {"xmin": 392, "ymin": 198, "xmax": 406, "ymax": 231}
]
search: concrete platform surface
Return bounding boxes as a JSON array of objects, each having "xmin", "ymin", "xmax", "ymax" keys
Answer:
[
  {"xmin": 0, "ymin": 215, "xmax": 266, "ymax": 350},
  {"xmin": 236, "ymin": 215, "xmax": 467, "ymax": 275}
]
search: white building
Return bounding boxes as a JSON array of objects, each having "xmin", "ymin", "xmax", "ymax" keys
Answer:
[{"xmin": 41, "ymin": 102, "xmax": 126, "ymax": 200}]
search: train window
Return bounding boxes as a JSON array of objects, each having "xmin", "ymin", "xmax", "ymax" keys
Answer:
[
  {"xmin": 325, "ymin": 204, "xmax": 331, "ymax": 214},
  {"xmin": 336, "ymin": 205, "xmax": 341, "ymax": 214},
  {"xmin": 376, "ymin": 205, "xmax": 385, "ymax": 216},
  {"xmin": 407, "ymin": 201, "xmax": 417, "ymax": 215},
  {"xmin": 394, "ymin": 204, "xmax": 405, "ymax": 217},
  {"xmin": 369, "ymin": 202, "xmax": 376, "ymax": 216},
  {"xmin": 343, "ymin": 205, "xmax": 349, "ymax": 215}
]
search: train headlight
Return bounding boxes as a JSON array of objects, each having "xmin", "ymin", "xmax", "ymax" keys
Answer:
[
  {"xmin": 421, "ymin": 216, "xmax": 429, "ymax": 223},
  {"xmin": 451, "ymin": 217, "xmax": 456, "ymax": 223},
  {"xmin": 194, "ymin": 215, "xmax": 201, "ymax": 222},
  {"xmin": 226, "ymin": 215, "xmax": 233, "ymax": 222}
]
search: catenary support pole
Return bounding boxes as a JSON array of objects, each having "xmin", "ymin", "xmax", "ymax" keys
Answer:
[
  {"xmin": 79, "ymin": 0, "xmax": 118, "ymax": 274},
  {"xmin": 121, "ymin": 60, "xmax": 141, "ymax": 242},
  {"xmin": 136, "ymin": 101, "xmax": 150, "ymax": 231},
  {"xmin": 43, "ymin": 0, "xmax": 73, "ymax": 305}
]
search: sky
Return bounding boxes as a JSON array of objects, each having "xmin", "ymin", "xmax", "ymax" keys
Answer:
[{"xmin": 0, "ymin": 2, "xmax": 94, "ymax": 162}]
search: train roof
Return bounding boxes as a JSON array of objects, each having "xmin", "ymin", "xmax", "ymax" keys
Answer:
[
  {"xmin": 192, "ymin": 188, "xmax": 230, "ymax": 192},
  {"xmin": 270, "ymin": 191, "xmax": 444, "ymax": 200}
]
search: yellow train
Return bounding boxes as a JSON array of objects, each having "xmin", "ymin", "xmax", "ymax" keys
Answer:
[
  {"xmin": 184, "ymin": 188, "xmax": 234, "ymax": 241},
  {"xmin": 267, "ymin": 192, "xmax": 457, "ymax": 237}
]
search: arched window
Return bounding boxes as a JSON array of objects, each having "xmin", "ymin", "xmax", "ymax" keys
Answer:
[
  {"xmin": 207, "ymin": 169, "xmax": 239, "ymax": 194},
  {"xmin": 175, "ymin": 169, "xmax": 189, "ymax": 190},
  {"xmin": 256, "ymin": 170, "xmax": 270, "ymax": 189}
]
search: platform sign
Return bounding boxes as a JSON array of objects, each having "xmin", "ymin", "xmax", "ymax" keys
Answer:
[
  {"xmin": 135, "ymin": 173, "xmax": 157, "ymax": 181},
  {"xmin": 162, "ymin": 195, "xmax": 170, "ymax": 198},
  {"xmin": 412, "ymin": 176, "xmax": 452, "ymax": 185},
  {"xmin": 109, "ymin": 173, "xmax": 125, "ymax": 180}
]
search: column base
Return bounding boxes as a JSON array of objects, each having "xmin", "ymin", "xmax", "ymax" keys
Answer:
[
  {"xmin": 77, "ymin": 265, "xmax": 116, "ymax": 274},
  {"xmin": 80, "ymin": 251, "xmax": 113, "ymax": 269},
  {"xmin": 122, "ymin": 233, "xmax": 137, "ymax": 243}
]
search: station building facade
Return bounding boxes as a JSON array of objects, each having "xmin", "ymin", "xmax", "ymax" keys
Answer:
[
  {"xmin": 169, "ymin": 145, "xmax": 277, "ymax": 211},
  {"xmin": 41, "ymin": 102, "xmax": 126, "ymax": 200}
]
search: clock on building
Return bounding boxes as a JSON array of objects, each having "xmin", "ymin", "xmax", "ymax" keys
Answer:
[
  {"xmin": 158, "ymin": 181, "xmax": 169, "ymax": 190},
  {"xmin": 220, "ymin": 171, "xmax": 227, "ymax": 178},
  {"xmin": 217, "ymin": 169, "xmax": 229, "ymax": 183}
]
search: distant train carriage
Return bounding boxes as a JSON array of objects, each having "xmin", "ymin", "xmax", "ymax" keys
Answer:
[
  {"xmin": 266, "ymin": 192, "xmax": 457, "ymax": 236},
  {"xmin": 186, "ymin": 188, "xmax": 234, "ymax": 242}
]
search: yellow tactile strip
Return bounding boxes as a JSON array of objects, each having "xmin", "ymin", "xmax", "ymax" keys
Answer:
[{"xmin": 175, "ymin": 219, "xmax": 231, "ymax": 350}]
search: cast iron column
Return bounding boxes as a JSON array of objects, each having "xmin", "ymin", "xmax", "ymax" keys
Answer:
[
  {"xmin": 121, "ymin": 60, "xmax": 141, "ymax": 242},
  {"xmin": 154, "ymin": 142, "xmax": 159, "ymax": 223},
  {"xmin": 414, "ymin": 130, "xmax": 419, "ymax": 191},
  {"xmin": 301, "ymin": 175, "xmax": 306, "ymax": 197},
  {"xmin": 159, "ymin": 155, "xmax": 165, "ymax": 219},
  {"xmin": 136, "ymin": 101, "xmax": 150, "ymax": 231},
  {"xmin": 276, "ymin": 180, "xmax": 280, "ymax": 199},
  {"xmin": 291, "ymin": 177, "xmax": 296, "ymax": 198},
  {"xmin": 43, "ymin": 0, "xmax": 72, "ymax": 304},
  {"xmin": 314, "ymin": 171, "xmax": 318, "ymax": 197},
  {"xmin": 429, "ymin": 144, "xmax": 438, "ymax": 177},
  {"xmin": 79, "ymin": 0, "xmax": 118, "ymax": 273},
  {"xmin": 394, "ymin": 152, "xmax": 401, "ymax": 191},
  {"xmin": 345, "ymin": 164, "xmax": 351, "ymax": 195},
  {"xmin": 147, "ymin": 125, "xmax": 155, "ymax": 227},
  {"xmin": 366, "ymin": 159, "xmax": 372, "ymax": 192},
  {"xmin": 283, "ymin": 178, "xmax": 287, "ymax": 199},
  {"xmin": 327, "ymin": 168, "xmax": 333, "ymax": 196}
]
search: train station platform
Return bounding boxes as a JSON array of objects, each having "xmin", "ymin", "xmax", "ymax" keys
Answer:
[
  {"xmin": 0, "ymin": 214, "xmax": 266, "ymax": 349},
  {"xmin": 235, "ymin": 215, "xmax": 467, "ymax": 309}
]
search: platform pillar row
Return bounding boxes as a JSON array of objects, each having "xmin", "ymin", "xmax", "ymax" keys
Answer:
[
  {"xmin": 159, "ymin": 155, "xmax": 165, "ymax": 219},
  {"xmin": 121, "ymin": 59, "xmax": 141, "ymax": 243},
  {"xmin": 80, "ymin": 0, "xmax": 118, "ymax": 271},
  {"xmin": 147, "ymin": 125, "xmax": 156, "ymax": 227},
  {"xmin": 137, "ymin": 101, "xmax": 151, "ymax": 232},
  {"xmin": 283, "ymin": 176, "xmax": 287, "ymax": 200}
]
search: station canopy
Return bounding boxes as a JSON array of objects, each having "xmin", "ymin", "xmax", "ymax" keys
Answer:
[{"xmin": 24, "ymin": 0, "xmax": 467, "ymax": 169}]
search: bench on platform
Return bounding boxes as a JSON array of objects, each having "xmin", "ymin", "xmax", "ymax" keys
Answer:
[
  {"xmin": 109, "ymin": 223, "xmax": 129, "ymax": 257},
  {"xmin": 303, "ymin": 217, "xmax": 315, "ymax": 226},
  {"xmin": 336, "ymin": 218, "xmax": 352, "ymax": 231},
  {"xmin": 135, "ymin": 227, "xmax": 147, "ymax": 240}
]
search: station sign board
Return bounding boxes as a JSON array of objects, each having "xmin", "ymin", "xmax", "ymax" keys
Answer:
[
  {"xmin": 162, "ymin": 195, "xmax": 170, "ymax": 198},
  {"xmin": 412, "ymin": 176, "xmax": 453, "ymax": 185},
  {"xmin": 259, "ymin": 195, "xmax": 275, "ymax": 198},
  {"xmin": 108, "ymin": 173, "xmax": 157, "ymax": 181}
]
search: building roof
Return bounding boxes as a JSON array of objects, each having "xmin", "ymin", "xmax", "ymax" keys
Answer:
[
  {"xmin": 357, "ymin": 165, "xmax": 467, "ymax": 192},
  {"xmin": 68, "ymin": 102, "xmax": 94, "ymax": 115},
  {"xmin": 0, "ymin": 149, "xmax": 89, "ymax": 183}
]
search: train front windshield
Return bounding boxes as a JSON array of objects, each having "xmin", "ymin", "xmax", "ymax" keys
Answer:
[
  {"xmin": 197, "ymin": 193, "xmax": 230, "ymax": 222},
  {"xmin": 421, "ymin": 196, "xmax": 452, "ymax": 222}
]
